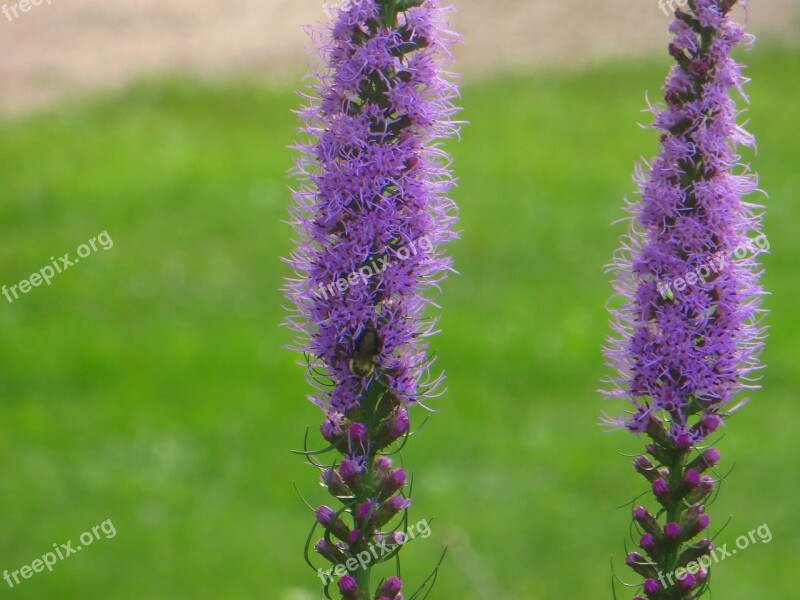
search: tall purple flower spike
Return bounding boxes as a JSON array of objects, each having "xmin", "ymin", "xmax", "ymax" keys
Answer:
[
  {"xmin": 285, "ymin": 1, "xmax": 459, "ymax": 597},
  {"xmin": 602, "ymin": 1, "xmax": 766, "ymax": 598}
]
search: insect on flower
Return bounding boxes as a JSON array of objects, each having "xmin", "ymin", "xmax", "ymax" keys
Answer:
[{"xmin": 349, "ymin": 324, "xmax": 382, "ymax": 378}]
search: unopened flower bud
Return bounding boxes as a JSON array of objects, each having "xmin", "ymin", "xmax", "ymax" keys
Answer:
[
  {"xmin": 315, "ymin": 505, "xmax": 350, "ymax": 541},
  {"xmin": 356, "ymin": 500, "xmax": 376, "ymax": 525},
  {"xmin": 693, "ymin": 413, "xmax": 723, "ymax": 437},
  {"xmin": 652, "ymin": 478, "xmax": 670, "ymax": 503},
  {"xmin": 626, "ymin": 552, "xmax": 657, "ymax": 579},
  {"xmin": 673, "ymin": 431, "xmax": 693, "ymax": 452},
  {"xmin": 639, "ymin": 533, "xmax": 660, "ymax": 560},
  {"xmin": 379, "ymin": 468, "xmax": 407, "ymax": 500},
  {"xmin": 321, "ymin": 413, "xmax": 344, "ymax": 444},
  {"xmin": 314, "ymin": 539, "xmax": 347, "ymax": 565},
  {"xmin": 685, "ymin": 475, "xmax": 715, "ymax": 504},
  {"xmin": 675, "ymin": 572, "xmax": 697, "ymax": 593},
  {"xmin": 338, "ymin": 575, "xmax": 361, "ymax": 600},
  {"xmin": 686, "ymin": 447, "xmax": 721, "ymax": 473},
  {"xmin": 373, "ymin": 455, "xmax": 393, "ymax": 482},
  {"xmin": 680, "ymin": 505, "xmax": 710, "ymax": 539},
  {"xmin": 376, "ymin": 496, "xmax": 411, "ymax": 527},
  {"xmin": 348, "ymin": 422, "xmax": 368, "ymax": 444},
  {"xmin": 633, "ymin": 455, "xmax": 659, "ymax": 482},
  {"xmin": 663, "ymin": 522, "xmax": 682, "ymax": 540},
  {"xmin": 645, "ymin": 443, "xmax": 671, "ymax": 465},
  {"xmin": 340, "ymin": 459, "xmax": 363, "ymax": 490},
  {"xmin": 678, "ymin": 538, "xmax": 713, "ymax": 565},
  {"xmin": 376, "ymin": 407, "xmax": 410, "ymax": 449},
  {"xmin": 322, "ymin": 467, "xmax": 350, "ymax": 497},
  {"xmin": 378, "ymin": 576, "xmax": 403, "ymax": 598},
  {"xmin": 643, "ymin": 578, "xmax": 661, "ymax": 598},
  {"xmin": 633, "ymin": 506, "xmax": 661, "ymax": 537}
]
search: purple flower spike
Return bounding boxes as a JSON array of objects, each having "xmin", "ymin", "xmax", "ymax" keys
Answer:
[
  {"xmin": 286, "ymin": 3, "xmax": 460, "ymax": 595},
  {"xmin": 602, "ymin": 2, "xmax": 766, "ymax": 598}
]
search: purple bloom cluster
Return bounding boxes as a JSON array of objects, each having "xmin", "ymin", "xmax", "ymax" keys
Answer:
[
  {"xmin": 603, "ymin": 1, "xmax": 766, "ymax": 598},
  {"xmin": 285, "ymin": 0, "xmax": 459, "ymax": 597}
]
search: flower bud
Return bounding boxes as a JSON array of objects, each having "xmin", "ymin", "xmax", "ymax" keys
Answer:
[
  {"xmin": 376, "ymin": 496, "xmax": 411, "ymax": 527},
  {"xmin": 643, "ymin": 578, "xmax": 661, "ymax": 598},
  {"xmin": 678, "ymin": 538, "xmax": 712, "ymax": 565},
  {"xmin": 338, "ymin": 575, "xmax": 361, "ymax": 600},
  {"xmin": 385, "ymin": 531, "xmax": 406, "ymax": 545},
  {"xmin": 687, "ymin": 59, "xmax": 709, "ymax": 78},
  {"xmin": 340, "ymin": 459, "xmax": 363, "ymax": 490},
  {"xmin": 645, "ymin": 415, "xmax": 672, "ymax": 447},
  {"xmin": 348, "ymin": 422, "xmax": 369, "ymax": 445},
  {"xmin": 663, "ymin": 522, "xmax": 682, "ymax": 540},
  {"xmin": 633, "ymin": 506, "xmax": 661, "ymax": 537},
  {"xmin": 675, "ymin": 572, "xmax": 696, "ymax": 593},
  {"xmin": 315, "ymin": 505, "xmax": 350, "ymax": 541},
  {"xmin": 652, "ymin": 478, "xmax": 670, "ymax": 503},
  {"xmin": 322, "ymin": 467, "xmax": 350, "ymax": 497},
  {"xmin": 686, "ymin": 447, "xmax": 720, "ymax": 473},
  {"xmin": 379, "ymin": 468, "xmax": 407, "ymax": 500},
  {"xmin": 378, "ymin": 576, "xmax": 403, "ymax": 598},
  {"xmin": 321, "ymin": 413, "xmax": 344, "ymax": 444},
  {"xmin": 639, "ymin": 533, "xmax": 660, "ymax": 560},
  {"xmin": 693, "ymin": 413, "xmax": 722, "ymax": 437},
  {"xmin": 680, "ymin": 505, "xmax": 710, "ymax": 540},
  {"xmin": 356, "ymin": 500, "xmax": 376, "ymax": 525},
  {"xmin": 645, "ymin": 443, "xmax": 671, "ymax": 465},
  {"xmin": 633, "ymin": 456, "xmax": 659, "ymax": 482},
  {"xmin": 677, "ymin": 469, "xmax": 701, "ymax": 499},
  {"xmin": 376, "ymin": 407, "xmax": 410, "ymax": 449},
  {"xmin": 373, "ymin": 455, "xmax": 393, "ymax": 482},
  {"xmin": 314, "ymin": 539, "xmax": 347, "ymax": 565},
  {"xmin": 673, "ymin": 431, "xmax": 693, "ymax": 452},
  {"xmin": 626, "ymin": 552, "xmax": 656, "ymax": 578},
  {"xmin": 347, "ymin": 529, "xmax": 361, "ymax": 547},
  {"xmin": 685, "ymin": 475, "xmax": 714, "ymax": 504}
]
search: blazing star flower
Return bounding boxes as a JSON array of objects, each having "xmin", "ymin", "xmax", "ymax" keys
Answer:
[
  {"xmin": 602, "ymin": 1, "xmax": 766, "ymax": 597},
  {"xmin": 285, "ymin": 0, "xmax": 459, "ymax": 597}
]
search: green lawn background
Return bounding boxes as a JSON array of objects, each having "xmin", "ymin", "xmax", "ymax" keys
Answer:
[{"xmin": 0, "ymin": 44, "xmax": 798, "ymax": 598}]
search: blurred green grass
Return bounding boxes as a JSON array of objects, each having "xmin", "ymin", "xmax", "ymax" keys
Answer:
[{"xmin": 0, "ymin": 45, "xmax": 798, "ymax": 599}]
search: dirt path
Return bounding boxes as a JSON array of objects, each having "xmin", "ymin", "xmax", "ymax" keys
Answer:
[{"xmin": 1, "ymin": 0, "xmax": 797, "ymax": 114}]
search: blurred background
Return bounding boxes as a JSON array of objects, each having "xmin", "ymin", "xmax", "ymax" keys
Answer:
[{"xmin": 1, "ymin": 1, "xmax": 798, "ymax": 598}]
